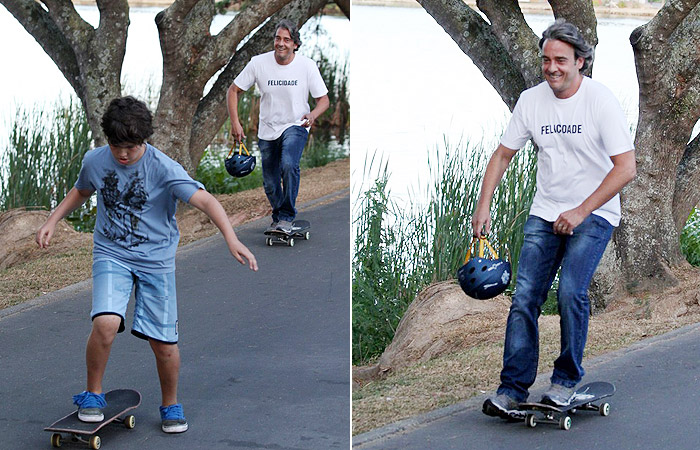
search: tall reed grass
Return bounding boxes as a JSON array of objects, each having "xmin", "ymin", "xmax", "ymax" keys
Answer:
[
  {"xmin": 352, "ymin": 139, "xmax": 537, "ymax": 365},
  {"xmin": 1, "ymin": 98, "xmax": 92, "ymax": 227},
  {"xmin": 681, "ymin": 207, "xmax": 700, "ymax": 266}
]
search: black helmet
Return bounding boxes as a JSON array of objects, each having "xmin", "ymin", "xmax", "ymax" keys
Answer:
[
  {"xmin": 457, "ymin": 236, "xmax": 511, "ymax": 300},
  {"xmin": 225, "ymin": 142, "xmax": 256, "ymax": 178}
]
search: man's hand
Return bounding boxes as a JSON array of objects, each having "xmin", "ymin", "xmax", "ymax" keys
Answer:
[
  {"xmin": 301, "ymin": 113, "xmax": 316, "ymax": 128},
  {"xmin": 553, "ymin": 206, "xmax": 587, "ymax": 235},
  {"xmin": 231, "ymin": 120, "xmax": 246, "ymax": 144},
  {"xmin": 471, "ymin": 207, "xmax": 492, "ymax": 239}
]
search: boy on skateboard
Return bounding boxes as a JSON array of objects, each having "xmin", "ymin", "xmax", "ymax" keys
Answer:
[
  {"xmin": 36, "ymin": 96, "xmax": 258, "ymax": 433},
  {"xmin": 472, "ymin": 21, "xmax": 636, "ymax": 419},
  {"xmin": 227, "ymin": 19, "xmax": 329, "ymax": 234}
]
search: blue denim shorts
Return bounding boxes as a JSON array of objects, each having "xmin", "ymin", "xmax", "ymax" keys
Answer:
[{"xmin": 91, "ymin": 259, "xmax": 179, "ymax": 344}]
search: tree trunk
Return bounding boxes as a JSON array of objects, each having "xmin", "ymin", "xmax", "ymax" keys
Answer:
[{"xmin": 605, "ymin": 1, "xmax": 700, "ymax": 298}]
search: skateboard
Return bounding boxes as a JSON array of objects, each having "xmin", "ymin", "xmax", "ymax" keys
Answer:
[
  {"xmin": 264, "ymin": 220, "xmax": 311, "ymax": 247},
  {"xmin": 519, "ymin": 381, "xmax": 615, "ymax": 430},
  {"xmin": 45, "ymin": 389, "xmax": 141, "ymax": 449}
]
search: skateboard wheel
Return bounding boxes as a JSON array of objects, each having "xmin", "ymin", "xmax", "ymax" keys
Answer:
[
  {"xmin": 50, "ymin": 433, "xmax": 62, "ymax": 447},
  {"xmin": 525, "ymin": 413, "xmax": 536, "ymax": 428},
  {"xmin": 124, "ymin": 414, "xmax": 136, "ymax": 429},
  {"xmin": 559, "ymin": 416, "xmax": 572, "ymax": 431},
  {"xmin": 90, "ymin": 435, "xmax": 101, "ymax": 449},
  {"xmin": 303, "ymin": 231, "xmax": 310, "ymax": 240},
  {"xmin": 599, "ymin": 402, "xmax": 610, "ymax": 417},
  {"xmin": 288, "ymin": 238, "xmax": 295, "ymax": 247},
  {"xmin": 266, "ymin": 237, "xmax": 273, "ymax": 246}
]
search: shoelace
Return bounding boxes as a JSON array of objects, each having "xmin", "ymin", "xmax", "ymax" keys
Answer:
[
  {"xmin": 72, "ymin": 391, "xmax": 107, "ymax": 409},
  {"xmin": 161, "ymin": 403, "xmax": 185, "ymax": 420}
]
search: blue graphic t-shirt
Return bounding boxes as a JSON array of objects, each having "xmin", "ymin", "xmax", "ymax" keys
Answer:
[{"xmin": 75, "ymin": 144, "xmax": 204, "ymax": 273}]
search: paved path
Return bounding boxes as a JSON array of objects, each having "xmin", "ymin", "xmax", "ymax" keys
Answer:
[
  {"xmin": 354, "ymin": 321, "xmax": 700, "ymax": 449},
  {"xmin": 0, "ymin": 195, "xmax": 349, "ymax": 450}
]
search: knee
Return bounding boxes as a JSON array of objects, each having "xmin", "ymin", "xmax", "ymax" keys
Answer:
[
  {"xmin": 151, "ymin": 341, "xmax": 179, "ymax": 362},
  {"xmin": 91, "ymin": 316, "xmax": 120, "ymax": 345}
]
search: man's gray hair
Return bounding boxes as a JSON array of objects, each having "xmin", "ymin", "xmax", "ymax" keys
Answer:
[
  {"xmin": 538, "ymin": 19, "xmax": 594, "ymax": 72},
  {"xmin": 275, "ymin": 19, "xmax": 302, "ymax": 52}
]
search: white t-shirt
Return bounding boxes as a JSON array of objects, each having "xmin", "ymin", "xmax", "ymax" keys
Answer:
[
  {"xmin": 500, "ymin": 77, "xmax": 634, "ymax": 226},
  {"xmin": 234, "ymin": 51, "xmax": 328, "ymax": 140}
]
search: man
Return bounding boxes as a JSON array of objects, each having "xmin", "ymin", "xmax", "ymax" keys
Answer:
[
  {"xmin": 474, "ymin": 20, "xmax": 636, "ymax": 420},
  {"xmin": 227, "ymin": 19, "xmax": 330, "ymax": 234}
]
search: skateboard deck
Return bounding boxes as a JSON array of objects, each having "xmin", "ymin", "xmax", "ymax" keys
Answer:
[
  {"xmin": 45, "ymin": 389, "xmax": 141, "ymax": 449},
  {"xmin": 519, "ymin": 381, "xmax": 615, "ymax": 430},
  {"xmin": 264, "ymin": 220, "xmax": 311, "ymax": 247}
]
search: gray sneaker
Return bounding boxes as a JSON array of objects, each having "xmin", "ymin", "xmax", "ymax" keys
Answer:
[
  {"xmin": 265, "ymin": 221, "xmax": 279, "ymax": 233},
  {"xmin": 276, "ymin": 220, "xmax": 293, "ymax": 234},
  {"xmin": 541, "ymin": 383, "xmax": 576, "ymax": 407},
  {"xmin": 482, "ymin": 393, "xmax": 525, "ymax": 420}
]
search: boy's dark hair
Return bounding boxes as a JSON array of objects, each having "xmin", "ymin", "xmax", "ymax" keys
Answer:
[
  {"xmin": 275, "ymin": 19, "xmax": 302, "ymax": 52},
  {"xmin": 539, "ymin": 19, "xmax": 594, "ymax": 72},
  {"xmin": 101, "ymin": 96, "xmax": 154, "ymax": 146}
]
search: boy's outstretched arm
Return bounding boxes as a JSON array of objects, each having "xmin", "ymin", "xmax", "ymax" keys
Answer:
[
  {"xmin": 36, "ymin": 187, "xmax": 94, "ymax": 248},
  {"xmin": 188, "ymin": 189, "xmax": 258, "ymax": 271}
]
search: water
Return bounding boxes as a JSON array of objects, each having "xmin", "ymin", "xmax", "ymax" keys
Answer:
[
  {"xmin": 352, "ymin": 5, "xmax": 656, "ymax": 205},
  {"xmin": 0, "ymin": 6, "xmax": 349, "ymax": 146}
]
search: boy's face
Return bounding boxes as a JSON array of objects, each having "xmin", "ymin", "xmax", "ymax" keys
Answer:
[{"xmin": 109, "ymin": 143, "xmax": 146, "ymax": 165}]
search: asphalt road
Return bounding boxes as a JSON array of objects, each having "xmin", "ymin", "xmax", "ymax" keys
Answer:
[
  {"xmin": 0, "ymin": 194, "xmax": 350, "ymax": 450},
  {"xmin": 353, "ymin": 321, "xmax": 700, "ymax": 450}
]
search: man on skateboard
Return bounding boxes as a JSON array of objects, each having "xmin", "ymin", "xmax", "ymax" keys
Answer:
[
  {"xmin": 472, "ymin": 20, "xmax": 636, "ymax": 419},
  {"xmin": 37, "ymin": 96, "xmax": 258, "ymax": 433},
  {"xmin": 227, "ymin": 19, "xmax": 330, "ymax": 234}
]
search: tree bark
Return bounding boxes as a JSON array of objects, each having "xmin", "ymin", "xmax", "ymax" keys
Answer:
[{"xmin": 609, "ymin": 0, "xmax": 700, "ymax": 295}]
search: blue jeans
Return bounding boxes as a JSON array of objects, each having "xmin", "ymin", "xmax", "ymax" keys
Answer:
[
  {"xmin": 258, "ymin": 126, "xmax": 309, "ymax": 223},
  {"xmin": 497, "ymin": 214, "xmax": 614, "ymax": 402}
]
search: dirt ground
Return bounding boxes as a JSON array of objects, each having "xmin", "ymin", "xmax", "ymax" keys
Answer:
[
  {"xmin": 352, "ymin": 267, "xmax": 700, "ymax": 435},
  {"xmin": 0, "ymin": 158, "xmax": 348, "ymax": 311}
]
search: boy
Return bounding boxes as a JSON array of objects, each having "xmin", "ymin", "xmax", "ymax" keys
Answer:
[{"xmin": 36, "ymin": 96, "xmax": 258, "ymax": 433}]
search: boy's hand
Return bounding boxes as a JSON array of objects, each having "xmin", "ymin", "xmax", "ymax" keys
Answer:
[
  {"xmin": 36, "ymin": 222, "xmax": 56, "ymax": 248},
  {"xmin": 228, "ymin": 240, "xmax": 258, "ymax": 271}
]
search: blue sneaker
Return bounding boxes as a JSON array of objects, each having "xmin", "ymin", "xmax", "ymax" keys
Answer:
[
  {"xmin": 73, "ymin": 391, "xmax": 107, "ymax": 423},
  {"xmin": 160, "ymin": 403, "xmax": 188, "ymax": 433}
]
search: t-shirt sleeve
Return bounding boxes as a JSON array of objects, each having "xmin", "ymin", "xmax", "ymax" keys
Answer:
[
  {"xmin": 308, "ymin": 60, "xmax": 329, "ymax": 99},
  {"xmin": 597, "ymin": 97, "xmax": 634, "ymax": 156},
  {"xmin": 233, "ymin": 60, "xmax": 257, "ymax": 91},
  {"xmin": 500, "ymin": 97, "xmax": 530, "ymax": 151},
  {"xmin": 166, "ymin": 164, "xmax": 205, "ymax": 203},
  {"xmin": 74, "ymin": 152, "xmax": 95, "ymax": 191}
]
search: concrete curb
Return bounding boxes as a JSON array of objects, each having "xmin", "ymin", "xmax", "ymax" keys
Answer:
[{"xmin": 352, "ymin": 320, "xmax": 700, "ymax": 447}]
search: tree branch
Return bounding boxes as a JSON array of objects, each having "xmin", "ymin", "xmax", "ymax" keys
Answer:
[
  {"xmin": 335, "ymin": 0, "xmax": 349, "ymax": 18},
  {"xmin": 207, "ymin": 0, "xmax": 292, "ymax": 73},
  {"xmin": 417, "ymin": 0, "xmax": 525, "ymax": 110},
  {"xmin": 475, "ymin": 0, "xmax": 540, "ymax": 87},
  {"xmin": 0, "ymin": 0, "xmax": 82, "ymax": 95},
  {"xmin": 642, "ymin": 0, "xmax": 700, "ymax": 44}
]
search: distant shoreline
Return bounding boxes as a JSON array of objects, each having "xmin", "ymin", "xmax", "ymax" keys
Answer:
[{"xmin": 353, "ymin": 0, "xmax": 661, "ymax": 19}]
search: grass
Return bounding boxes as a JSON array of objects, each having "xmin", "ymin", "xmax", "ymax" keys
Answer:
[
  {"xmin": 1, "ymin": 98, "xmax": 92, "ymax": 216},
  {"xmin": 352, "ymin": 138, "xmax": 536, "ymax": 366}
]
